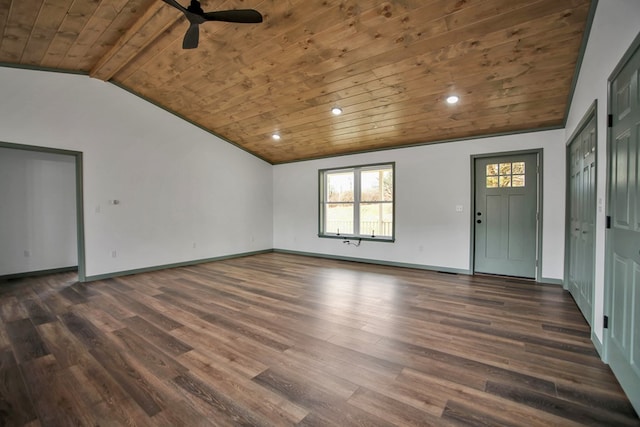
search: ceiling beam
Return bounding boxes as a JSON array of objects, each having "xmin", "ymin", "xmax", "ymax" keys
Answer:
[{"xmin": 90, "ymin": 1, "xmax": 181, "ymax": 81}]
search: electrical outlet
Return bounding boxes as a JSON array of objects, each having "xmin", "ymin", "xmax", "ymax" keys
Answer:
[
  {"xmin": 455, "ymin": 205, "xmax": 464, "ymax": 212},
  {"xmin": 192, "ymin": 242, "xmax": 197, "ymax": 249},
  {"xmin": 111, "ymin": 250, "xmax": 117, "ymax": 258}
]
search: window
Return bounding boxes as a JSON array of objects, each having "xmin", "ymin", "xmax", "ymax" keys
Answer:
[
  {"xmin": 319, "ymin": 163, "xmax": 394, "ymax": 241},
  {"xmin": 486, "ymin": 161, "xmax": 525, "ymax": 188}
]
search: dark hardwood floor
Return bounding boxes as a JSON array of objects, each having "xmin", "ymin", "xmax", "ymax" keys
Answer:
[{"xmin": 0, "ymin": 252, "xmax": 638, "ymax": 426}]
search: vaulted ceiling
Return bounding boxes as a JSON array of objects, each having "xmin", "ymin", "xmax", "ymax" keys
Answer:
[{"xmin": 0, "ymin": 0, "xmax": 593, "ymax": 163}]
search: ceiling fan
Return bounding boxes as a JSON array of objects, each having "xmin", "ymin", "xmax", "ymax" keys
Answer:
[{"xmin": 161, "ymin": 0, "xmax": 263, "ymax": 49}]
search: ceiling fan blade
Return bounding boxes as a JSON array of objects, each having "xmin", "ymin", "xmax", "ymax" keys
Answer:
[
  {"xmin": 183, "ymin": 23, "xmax": 200, "ymax": 49},
  {"xmin": 203, "ymin": 9, "xmax": 263, "ymax": 23},
  {"xmin": 161, "ymin": 0, "xmax": 188, "ymax": 13}
]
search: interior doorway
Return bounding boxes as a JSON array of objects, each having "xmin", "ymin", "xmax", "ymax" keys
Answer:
[{"xmin": 0, "ymin": 142, "xmax": 85, "ymax": 281}]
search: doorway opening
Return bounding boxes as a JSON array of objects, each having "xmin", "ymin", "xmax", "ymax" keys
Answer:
[{"xmin": 0, "ymin": 141, "xmax": 85, "ymax": 282}]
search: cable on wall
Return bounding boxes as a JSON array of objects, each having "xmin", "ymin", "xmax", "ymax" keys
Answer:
[{"xmin": 342, "ymin": 238, "xmax": 362, "ymax": 247}]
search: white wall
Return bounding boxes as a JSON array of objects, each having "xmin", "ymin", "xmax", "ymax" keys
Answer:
[
  {"xmin": 0, "ymin": 148, "xmax": 77, "ymax": 275},
  {"xmin": 274, "ymin": 129, "xmax": 566, "ymax": 280},
  {"xmin": 0, "ymin": 0, "xmax": 632, "ymax": 291},
  {"xmin": 0, "ymin": 67, "xmax": 273, "ymax": 278},
  {"xmin": 565, "ymin": 0, "xmax": 640, "ymax": 345}
]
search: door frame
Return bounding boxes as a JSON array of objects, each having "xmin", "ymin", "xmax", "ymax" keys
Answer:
[
  {"xmin": 563, "ymin": 100, "xmax": 598, "ymax": 314},
  {"xmin": 470, "ymin": 149, "xmax": 543, "ymax": 282},
  {"xmin": 0, "ymin": 141, "xmax": 86, "ymax": 282}
]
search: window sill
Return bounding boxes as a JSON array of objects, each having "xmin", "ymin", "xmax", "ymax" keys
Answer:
[{"xmin": 318, "ymin": 234, "xmax": 395, "ymax": 243}]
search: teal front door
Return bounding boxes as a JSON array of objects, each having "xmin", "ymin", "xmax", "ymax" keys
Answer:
[
  {"xmin": 474, "ymin": 153, "xmax": 538, "ymax": 279},
  {"xmin": 607, "ymin": 38, "xmax": 640, "ymax": 415}
]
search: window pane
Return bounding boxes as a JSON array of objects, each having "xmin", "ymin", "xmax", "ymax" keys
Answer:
[
  {"xmin": 499, "ymin": 163, "xmax": 511, "ymax": 175},
  {"xmin": 320, "ymin": 163, "xmax": 394, "ymax": 239},
  {"xmin": 360, "ymin": 203, "xmax": 393, "ymax": 237},
  {"xmin": 486, "ymin": 164, "xmax": 498, "ymax": 176},
  {"xmin": 325, "ymin": 203, "xmax": 353, "ymax": 234},
  {"xmin": 361, "ymin": 169, "xmax": 393, "ymax": 202},
  {"xmin": 327, "ymin": 172, "xmax": 354, "ymax": 202},
  {"xmin": 486, "ymin": 176, "xmax": 498, "ymax": 188},
  {"xmin": 512, "ymin": 175, "xmax": 525, "ymax": 187},
  {"xmin": 499, "ymin": 176, "xmax": 511, "ymax": 187},
  {"xmin": 512, "ymin": 162, "xmax": 525, "ymax": 174}
]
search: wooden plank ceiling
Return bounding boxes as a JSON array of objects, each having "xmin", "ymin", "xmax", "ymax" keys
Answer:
[{"xmin": 0, "ymin": 0, "xmax": 592, "ymax": 163}]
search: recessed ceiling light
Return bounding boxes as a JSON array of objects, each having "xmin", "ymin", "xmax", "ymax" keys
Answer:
[
  {"xmin": 272, "ymin": 133, "xmax": 281, "ymax": 140},
  {"xmin": 446, "ymin": 95, "xmax": 460, "ymax": 104},
  {"xmin": 331, "ymin": 107, "xmax": 343, "ymax": 115}
]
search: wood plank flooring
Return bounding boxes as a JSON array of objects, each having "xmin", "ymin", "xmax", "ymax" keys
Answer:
[{"xmin": 0, "ymin": 252, "xmax": 638, "ymax": 426}]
